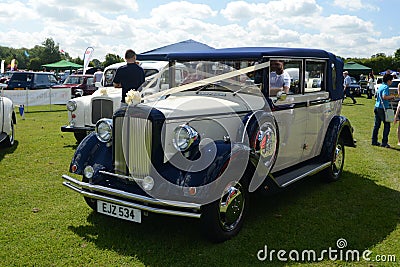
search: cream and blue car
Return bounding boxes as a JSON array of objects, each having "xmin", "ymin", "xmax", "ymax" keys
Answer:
[{"xmin": 63, "ymin": 47, "xmax": 356, "ymax": 242}]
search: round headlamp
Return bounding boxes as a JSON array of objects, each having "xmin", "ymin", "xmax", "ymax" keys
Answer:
[
  {"xmin": 173, "ymin": 124, "xmax": 198, "ymax": 151},
  {"xmin": 95, "ymin": 119, "xmax": 113, "ymax": 143},
  {"xmin": 84, "ymin": 165, "xmax": 94, "ymax": 179},
  {"xmin": 142, "ymin": 176, "xmax": 154, "ymax": 191},
  {"xmin": 66, "ymin": 100, "xmax": 77, "ymax": 112}
]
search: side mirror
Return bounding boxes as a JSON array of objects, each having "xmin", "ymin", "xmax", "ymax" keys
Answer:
[
  {"xmin": 276, "ymin": 90, "xmax": 287, "ymax": 101},
  {"xmin": 75, "ymin": 89, "xmax": 83, "ymax": 97}
]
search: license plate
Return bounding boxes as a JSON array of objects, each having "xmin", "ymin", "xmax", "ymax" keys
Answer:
[
  {"xmin": 14, "ymin": 88, "xmax": 24, "ymax": 90},
  {"xmin": 97, "ymin": 200, "xmax": 141, "ymax": 223}
]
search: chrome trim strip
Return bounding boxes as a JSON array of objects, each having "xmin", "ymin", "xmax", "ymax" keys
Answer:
[
  {"xmin": 99, "ymin": 170, "xmax": 143, "ymax": 183},
  {"xmin": 62, "ymin": 174, "xmax": 201, "ymax": 218},
  {"xmin": 280, "ymin": 162, "xmax": 331, "ymax": 187}
]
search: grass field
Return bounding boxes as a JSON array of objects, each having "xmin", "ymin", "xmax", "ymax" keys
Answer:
[{"xmin": 0, "ymin": 97, "xmax": 399, "ymax": 266}]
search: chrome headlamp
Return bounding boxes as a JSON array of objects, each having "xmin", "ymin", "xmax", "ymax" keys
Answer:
[
  {"xmin": 173, "ymin": 124, "xmax": 199, "ymax": 151},
  {"xmin": 95, "ymin": 119, "xmax": 113, "ymax": 143},
  {"xmin": 66, "ymin": 100, "xmax": 77, "ymax": 112}
]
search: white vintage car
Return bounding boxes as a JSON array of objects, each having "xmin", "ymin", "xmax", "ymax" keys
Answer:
[
  {"xmin": 63, "ymin": 47, "xmax": 356, "ymax": 242},
  {"xmin": 0, "ymin": 93, "xmax": 16, "ymax": 147},
  {"xmin": 61, "ymin": 61, "xmax": 188, "ymax": 142}
]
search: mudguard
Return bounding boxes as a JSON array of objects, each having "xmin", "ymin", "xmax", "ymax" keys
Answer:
[
  {"xmin": 69, "ymin": 132, "xmax": 113, "ymax": 174},
  {"xmin": 180, "ymin": 140, "xmax": 250, "ymax": 187},
  {"xmin": 321, "ymin": 115, "xmax": 356, "ymax": 161}
]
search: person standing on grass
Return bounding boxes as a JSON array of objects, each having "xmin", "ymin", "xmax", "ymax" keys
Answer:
[
  {"xmin": 371, "ymin": 74, "xmax": 396, "ymax": 148},
  {"xmin": 394, "ymin": 83, "xmax": 400, "ymax": 146},
  {"xmin": 367, "ymin": 73, "xmax": 375, "ymax": 99},
  {"xmin": 394, "ymin": 101, "xmax": 400, "ymax": 146},
  {"xmin": 343, "ymin": 71, "xmax": 356, "ymax": 104}
]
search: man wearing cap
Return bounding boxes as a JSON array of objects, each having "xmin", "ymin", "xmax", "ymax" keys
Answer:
[{"xmin": 343, "ymin": 71, "xmax": 357, "ymax": 104}]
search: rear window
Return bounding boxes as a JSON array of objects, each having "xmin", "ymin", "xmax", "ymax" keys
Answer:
[
  {"xmin": 10, "ymin": 73, "xmax": 31, "ymax": 82},
  {"xmin": 64, "ymin": 76, "xmax": 84, "ymax": 84}
]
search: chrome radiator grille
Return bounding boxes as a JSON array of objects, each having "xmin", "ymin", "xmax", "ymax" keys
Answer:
[
  {"xmin": 114, "ymin": 116, "xmax": 152, "ymax": 178},
  {"xmin": 92, "ymin": 99, "xmax": 113, "ymax": 124}
]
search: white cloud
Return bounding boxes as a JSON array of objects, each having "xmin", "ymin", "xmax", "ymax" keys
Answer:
[
  {"xmin": 221, "ymin": 0, "xmax": 322, "ymax": 21},
  {"xmin": 332, "ymin": 0, "xmax": 379, "ymax": 11},
  {"xmin": 0, "ymin": 0, "xmax": 397, "ymax": 61},
  {"xmin": 151, "ymin": 1, "xmax": 217, "ymax": 20}
]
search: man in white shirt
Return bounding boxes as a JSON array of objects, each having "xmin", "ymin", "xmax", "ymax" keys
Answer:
[
  {"xmin": 269, "ymin": 60, "xmax": 291, "ymax": 96},
  {"xmin": 343, "ymin": 71, "xmax": 357, "ymax": 104}
]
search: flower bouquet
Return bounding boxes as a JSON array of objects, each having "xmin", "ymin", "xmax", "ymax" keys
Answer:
[{"xmin": 125, "ymin": 89, "xmax": 141, "ymax": 106}]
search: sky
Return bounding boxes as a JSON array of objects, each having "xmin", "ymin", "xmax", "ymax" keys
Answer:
[{"xmin": 0, "ymin": 0, "xmax": 399, "ymax": 61}]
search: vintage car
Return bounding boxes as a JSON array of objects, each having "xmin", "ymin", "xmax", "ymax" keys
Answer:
[
  {"xmin": 0, "ymin": 94, "xmax": 16, "ymax": 147},
  {"xmin": 52, "ymin": 74, "xmax": 96, "ymax": 98},
  {"xmin": 62, "ymin": 47, "xmax": 356, "ymax": 242},
  {"xmin": 61, "ymin": 61, "xmax": 188, "ymax": 143}
]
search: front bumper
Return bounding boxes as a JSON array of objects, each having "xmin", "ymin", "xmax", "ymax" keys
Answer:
[
  {"xmin": 61, "ymin": 125, "xmax": 94, "ymax": 133},
  {"xmin": 62, "ymin": 174, "xmax": 202, "ymax": 219}
]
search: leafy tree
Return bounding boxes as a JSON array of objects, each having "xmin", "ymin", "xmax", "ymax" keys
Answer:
[
  {"xmin": 103, "ymin": 53, "xmax": 123, "ymax": 68},
  {"xmin": 29, "ymin": 57, "xmax": 42, "ymax": 71},
  {"xmin": 91, "ymin": 58, "xmax": 102, "ymax": 68}
]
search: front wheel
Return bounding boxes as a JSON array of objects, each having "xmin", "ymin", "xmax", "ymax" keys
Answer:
[
  {"xmin": 324, "ymin": 137, "xmax": 345, "ymax": 182},
  {"xmin": 3, "ymin": 119, "xmax": 15, "ymax": 147},
  {"xmin": 200, "ymin": 177, "xmax": 249, "ymax": 243}
]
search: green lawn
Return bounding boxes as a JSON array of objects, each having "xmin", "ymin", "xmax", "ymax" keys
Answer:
[{"xmin": 0, "ymin": 98, "xmax": 399, "ymax": 267}]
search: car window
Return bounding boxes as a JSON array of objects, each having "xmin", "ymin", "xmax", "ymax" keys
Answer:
[
  {"xmin": 87, "ymin": 77, "xmax": 94, "ymax": 85},
  {"xmin": 48, "ymin": 75, "xmax": 58, "ymax": 83},
  {"xmin": 269, "ymin": 59, "xmax": 302, "ymax": 96},
  {"xmin": 35, "ymin": 74, "xmax": 48, "ymax": 85},
  {"xmin": 104, "ymin": 69, "xmax": 116, "ymax": 87},
  {"xmin": 65, "ymin": 76, "xmax": 84, "ymax": 84},
  {"xmin": 10, "ymin": 73, "xmax": 28, "ymax": 82},
  {"xmin": 305, "ymin": 60, "xmax": 325, "ymax": 93},
  {"xmin": 390, "ymin": 80, "xmax": 399, "ymax": 88}
]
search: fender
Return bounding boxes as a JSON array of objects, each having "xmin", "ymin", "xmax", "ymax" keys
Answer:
[
  {"xmin": 241, "ymin": 110, "xmax": 279, "ymax": 192},
  {"xmin": 321, "ymin": 115, "xmax": 356, "ymax": 161},
  {"xmin": 180, "ymin": 140, "xmax": 250, "ymax": 188},
  {"xmin": 69, "ymin": 132, "xmax": 113, "ymax": 174}
]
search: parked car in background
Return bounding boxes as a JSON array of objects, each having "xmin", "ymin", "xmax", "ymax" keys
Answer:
[
  {"xmin": 0, "ymin": 71, "xmax": 14, "ymax": 84},
  {"xmin": 5, "ymin": 71, "xmax": 59, "ymax": 90},
  {"xmin": 62, "ymin": 47, "xmax": 356, "ymax": 242},
  {"xmin": 358, "ymin": 77, "xmax": 368, "ymax": 93},
  {"xmin": 388, "ymin": 79, "xmax": 400, "ymax": 109},
  {"xmin": 61, "ymin": 61, "xmax": 188, "ymax": 142},
  {"xmin": 52, "ymin": 74, "xmax": 95, "ymax": 98},
  {"xmin": 349, "ymin": 76, "xmax": 362, "ymax": 96},
  {"xmin": 0, "ymin": 94, "xmax": 16, "ymax": 147}
]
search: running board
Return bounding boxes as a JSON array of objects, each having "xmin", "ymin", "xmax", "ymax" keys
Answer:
[{"xmin": 272, "ymin": 162, "xmax": 331, "ymax": 187}]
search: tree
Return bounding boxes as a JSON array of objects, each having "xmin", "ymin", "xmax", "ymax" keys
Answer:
[
  {"xmin": 41, "ymin": 38, "xmax": 61, "ymax": 64},
  {"xmin": 103, "ymin": 53, "xmax": 123, "ymax": 68},
  {"xmin": 91, "ymin": 59, "xmax": 102, "ymax": 68}
]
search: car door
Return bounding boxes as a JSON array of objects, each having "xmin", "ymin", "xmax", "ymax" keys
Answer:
[
  {"xmin": 302, "ymin": 60, "xmax": 329, "ymax": 161},
  {"xmin": 269, "ymin": 59, "xmax": 307, "ymax": 172}
]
